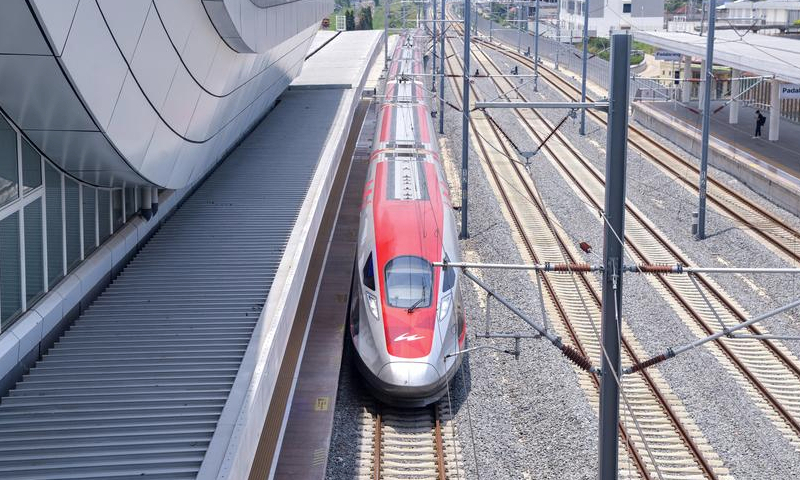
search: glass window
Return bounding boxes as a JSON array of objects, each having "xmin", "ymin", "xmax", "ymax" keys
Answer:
[
  {"xmin": 21, "ymin": 138, "xmax": 41, "ymax": 194},
  {"xmin": 0, "ymin": 212, "xmax": 22, "ymax": 327},
  {"xmin": 82, "ymin": 186, "xmax": 96, "ymax": 256},
  {"xmin": 45, "ymin": 163, "xmax": 63, "ymax": 287},
  {"xmin": 24, "ymin": 199, "xmax": 44, "ymax": 304},
  {"xmin": 65, "ymin": 178, "xmax": 80, "ymax": 271},
  {"xmin": 384, "ymin": 256, "xmax": 433, "ymax": 309},
  {"xmin": 362, "ymin": 253, "xmax": 375, "ymax": 290},
  {"xmin": 0, "ymin": 116, "xmax": 19, "ymax": 208},
  {"xmin": 622, "ymin": 2, "xmax": 632, "ymax": 13},
  {"xmin": 98, "ymin": 189, "xmax": 111, "ymax": 243},
  {"xmin": 124, "ymin": 187, "xmax": 136, "ymax": 220},
  {"xmin": 112, "ymin": 189, "xmax": 123, "ymax": 232}
]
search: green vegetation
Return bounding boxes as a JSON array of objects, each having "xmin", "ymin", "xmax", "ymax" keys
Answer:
[
  {"xmin": 323, "ymin": 4, "xmax": 378, "ymax": 31},
  {"xmin": 665, "ymin": 0, "xmax": 688, "ymax": 13},
  {"xmin": 794, "ymin": 19, "xmax": 800, "ymax": 26},
  {"xmin": 582, "ymin": 37, "xmax": 654, "ymax": 65},
  {"xmin": 372, "ymin": 2, "xmax": 419, "ymax": 30}
]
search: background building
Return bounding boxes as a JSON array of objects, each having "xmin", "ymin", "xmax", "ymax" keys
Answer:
[{"xmin": 558, "ymin": 0, "xmax": 665, "ymax": 38}]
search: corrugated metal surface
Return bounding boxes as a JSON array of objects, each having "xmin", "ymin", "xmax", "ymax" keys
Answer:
[{"xmin": 0, "ymin": 90, "xmax": 336, "ymax": 479}]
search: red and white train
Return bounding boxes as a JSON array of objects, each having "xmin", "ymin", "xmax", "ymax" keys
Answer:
[{"xmin": 349, "ymin": 32, "xmax": 466, "ymax": 407}]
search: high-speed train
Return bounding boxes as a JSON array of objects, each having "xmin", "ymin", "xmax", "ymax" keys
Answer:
[{"xmin": 349, "ymin": 32, "xmax": 466, "ymax": 407}]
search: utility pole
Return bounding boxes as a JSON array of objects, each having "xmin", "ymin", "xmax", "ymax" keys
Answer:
[
  {"xmin": 461, "ymin": 0, "xmax": 471, "ymax": 239},
  {"xmin": 555, "ymin": 0, "xmax": 561, "ymax": 70},
  {"xmin": 432, "ymin": 0, "xmax": 438, "ymax": 92},
  {"xmin": 696, "ymin": 0, "xmax": 716, "ymax": 239},
  {"xmin": 489, "ymin": 2, "xmax": 493, "ymax": 41},
  {"xmin": 517, "ymin": 1, "xmax": 522, "ymax": 53},
  {"xmin": 474, "ymin": 0, "xmax": 478, "ymax": 35},
  {"xmin": 439, "ymin": 0, "xmax": 445, "ymax": 134},
  {"xmin": 579, "ymin": 0, "xmax": 590, "ymax": 135},
  {"xmin": 384, "ymin": 0, "xmax": 389, "ymax": 69},
  {"xmin": 598, "ymin": 32, "xmax": 631, "ymax": 480},
  {"xmin": 533, "ymin": 0, "xmax": 539, "ymax": 91}
]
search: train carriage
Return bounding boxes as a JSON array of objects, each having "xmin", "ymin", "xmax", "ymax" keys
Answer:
[{"xmin": 350, "ymin": 31, "xmax": 466, "ymax": 407}]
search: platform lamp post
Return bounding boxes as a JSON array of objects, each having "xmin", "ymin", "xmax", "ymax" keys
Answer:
[
  {"xmin": 460, "ymin": 0, "xmax": 471, "ymax": 239},
  {"xmin": 696, "ymin": 0, "xmax": 717, "ymax": 240},
  {"xmin": 598, "ymin": 32, "xmax": 631, "ymax": 480},
  {"xmin": 533, "ymin": 0, "xmax": 539, "ymax": 91},
  {"xmin": 579, "ymin": 0, "xmax": 589, "ymax": 135}
]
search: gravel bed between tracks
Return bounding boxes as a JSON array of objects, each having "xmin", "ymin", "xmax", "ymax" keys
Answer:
[
  {"xmin": 326, "ymin": 39, "xmax": 800, "ymax": 479},
  {"xmin": 477, "ymin": 44, "xmax": 800, "ymax": 478}
]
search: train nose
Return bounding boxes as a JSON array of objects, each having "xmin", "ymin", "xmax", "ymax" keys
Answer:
[{"xmin": 377, "ymin": 361, "xmax": 441, "ymax": 391}]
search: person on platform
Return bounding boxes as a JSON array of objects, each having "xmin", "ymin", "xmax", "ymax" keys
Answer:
[{"xmin": 754, "ymin": 110, "xmax": 766, "ymax": 138}]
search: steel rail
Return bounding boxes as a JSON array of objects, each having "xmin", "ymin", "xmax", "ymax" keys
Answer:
[
  {"xmin": 434, "ymin": 405, "xmax": 447, "ymax": 480},
  {"xmin": 469, "ymin": 32, "xmax": 800, "ymax": 445},
  {"xmin": 444, "ymin": 15, "xmax": 736, "ymax": 479},
  {"xmin": 443, "ymin": 28, "xmax": 660, "ymax": 480},
  {"xmin": 477, "ymin": 39, "xmax": 800, "ymax": 267}
]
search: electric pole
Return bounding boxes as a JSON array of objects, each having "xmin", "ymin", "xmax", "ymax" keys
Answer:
[
  {"xmin": 461, "ymin": 0, "xmax": 471, "ymax": 239},
  {"xmin": 439, "ymin": 0, "xmax": 446, "ymax": 134},
  {"xmin": 696, "ymin": 0, "xmax": 716, "ymax": 239},
  {"xmin": 432, "ymin": 0, "xmax": 438, "ymax": 92},
  {"xmin": 533, "ymin": 0, "xmax": 539, "ymax": 91},
  {"xmin": 598, "ymin": 32, "xmax": 631, "ymax": 480},
  {"xmin": 579, "ymin": 0, "xmax": 590, "ymax": 135}
]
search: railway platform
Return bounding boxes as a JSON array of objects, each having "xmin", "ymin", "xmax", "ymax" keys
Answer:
[
  {"xmin": 267, "ymin": 34, "xmax": 393, "ymax": 480},
  {"xmin": 645, "ymin": 100, "xmax": 800, "ymax": 179},
  {"xmin": 0, "ymin": 29, "xmax": 381, "ymax": 480}
]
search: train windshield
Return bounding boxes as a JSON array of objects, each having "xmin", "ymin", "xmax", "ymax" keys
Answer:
[{"xmin": 384, "ymin": 256, "xmax": 433, "ymax": 309}]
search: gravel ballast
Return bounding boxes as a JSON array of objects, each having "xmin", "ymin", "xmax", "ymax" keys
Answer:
[{"xmin": 326, "ymin": 34, "xmax": 800, "ymax": 479}]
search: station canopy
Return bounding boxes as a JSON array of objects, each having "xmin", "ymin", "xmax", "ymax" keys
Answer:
[{"xmin": 633, "ymin": 30, "xmax": 800, "ymax": 84}]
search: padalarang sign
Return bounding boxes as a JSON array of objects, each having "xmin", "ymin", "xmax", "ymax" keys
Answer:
[{"xmin": 780, "ymin": 84, "xmax": 800, "ymax": 99}]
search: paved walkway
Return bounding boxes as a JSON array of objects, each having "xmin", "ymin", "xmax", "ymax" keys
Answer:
[{"xmin": 650, "ymin": 100, "xmax": 800, "ymax": 179}]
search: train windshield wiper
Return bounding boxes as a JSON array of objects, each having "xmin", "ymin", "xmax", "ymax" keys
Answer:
[
  {"xmin": 407, "ymin": 297, "xmax": 424, "ymax": 313},
  {"xmin": 407, "ymin": 285, "xmax": 427, "ymax": 313}
]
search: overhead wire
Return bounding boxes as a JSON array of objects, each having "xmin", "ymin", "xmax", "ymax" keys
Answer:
[{"xmin": 445, "ymin": 17, "xmax": 686, "ymax": 477}]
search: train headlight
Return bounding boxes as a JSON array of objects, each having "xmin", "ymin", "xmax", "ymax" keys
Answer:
[
  {"xmin": 438, "ymin": 292, "xmax": 452, "ymax": 323},
  {"xmin": 366, "ymin": 292, "xmax": 379, "ymax": 319}
]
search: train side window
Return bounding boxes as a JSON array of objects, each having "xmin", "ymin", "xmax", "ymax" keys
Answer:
[
  {"xmin": 443, "ymin": 254, "xmax": 455, "ymax": 291},
  {"xmin": 363, "ymin": 253, "xmax": 376, "ymax": 290}
]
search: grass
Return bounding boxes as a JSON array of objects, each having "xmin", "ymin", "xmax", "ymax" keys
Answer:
[
  {"xmin": 580, "ymin": 37, "xmax": 650, "ymax": 65},
  {"xmin": 373, "ymin": 3, "xmax": 420, "ymax": 30},
  {"xmin": 322, "ymin": 3, "xmax": 420, "ymax": 31}
]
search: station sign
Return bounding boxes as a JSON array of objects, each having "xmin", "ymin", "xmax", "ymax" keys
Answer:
[
  {"xmin": 655, "ymin": 51, "xmax": 682, "ymax": 62},
  {"xmin": 780, "ymin": 84, "xmax": 800, "ymax": 99}
]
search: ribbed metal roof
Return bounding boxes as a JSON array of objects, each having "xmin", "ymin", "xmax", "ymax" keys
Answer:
[{"xmin": 0, "ymin": 95, "xmax": 323, "ymax": 479}]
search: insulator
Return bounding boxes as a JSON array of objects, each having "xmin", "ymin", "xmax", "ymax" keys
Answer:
[
  {"xmin": 638, "ymin": 263, "xmax": 677, "ymax": 274},
  {"xmin": 551, "ymin": 263, "xmax": 592, "ymax": 273},
  {"xmin": 627, "ymin": 354, "xmax": 668, "ymax": 374},
  {"xmin": 561, "ymin": 345, "xmax": 593, "ymax": 372}
]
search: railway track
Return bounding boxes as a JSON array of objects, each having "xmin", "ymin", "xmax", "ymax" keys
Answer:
[
  {"xmin": 442, "ymin": 26, "xmax": 728, "ymax": 480},
  {"xmin": 475, "ymin": 37, "xmax": 800, "ymax": 266},
  {"xmin": 358, "ymin": 402, "xmax": 462, "ymax": 479},
  {"xmin": 458, "ymin": 29, "xmax": 800, "ymax": 454}
]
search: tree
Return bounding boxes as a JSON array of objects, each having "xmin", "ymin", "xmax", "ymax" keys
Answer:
[
  {"xmin": 357, "ymin": 6, "xmax": 373, "ymax": 30},
  {"xmin": 345, "ymin": 9, "xmax": 356, "ymax": 31}
]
